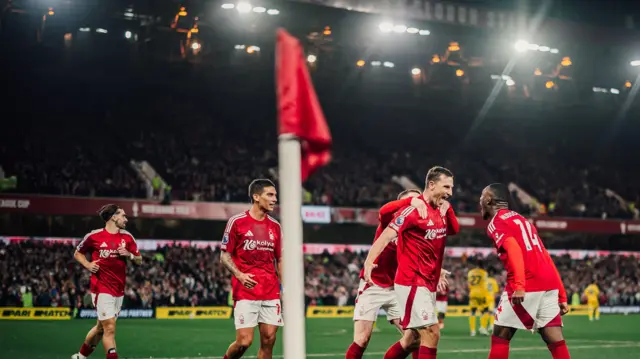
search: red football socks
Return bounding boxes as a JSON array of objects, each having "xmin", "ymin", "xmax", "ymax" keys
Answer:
[
  {"xmin": 488, "ymin": 336, "xmax": 510, "ymax": 359},
  {"xmin": 79, "ymin": 343, "xmax": 95, "ymax": 357},
  {"xmin": 383, "ymin": 341, "xmax": 413, "ymax": 359},
  {"xmin": 418, "ymin": 346, "xmax": 437, "ymax": 359},
  {"xmin": 106, "ymin": 352, "xmax": 118, "ymax": 359},
  {"xmin": 548, "ymin": 340, "xmax": 571, "ymax": 359},
  {"xmin": 345, "ymin": 342, "xmax": 365, "ymax": 359},
  {"xmin": 223, "ymin": 356, "xmax": 229, "ymax": 359}
]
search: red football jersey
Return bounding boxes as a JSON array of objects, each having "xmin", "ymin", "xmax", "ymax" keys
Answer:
[
  {"xmin": 221, "ymin": 211, "xmax": 282, "ymax": 301},
  {"xmin": 389, "ymin": 200, "xmax": 448, "ymax": 291},
  {"xmin": 486, "ymin": 209, "xmax": 561, "ymax": 294},
  {"xmin": 76, "ymin": 228, "xmax": 140, "ymax": 297},
  {"xmin": 358, "ymin": 198, "xmax": 411, "ymax": 288}
]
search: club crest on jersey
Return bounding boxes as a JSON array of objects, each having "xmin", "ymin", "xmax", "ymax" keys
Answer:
[
  {"xmin": 222, "ymin": 233, "xmax": 230, "ymax": 245},
  {"xmin": 269, "ymin": 229, "xmax": 274, "ymax": 240},
  {"xmin": 120, "ymin": 239, "xmax": 126, "ymax": 248},
  {"xmin": 395, "ymin": 216, "xmax": 405, "ymax": 226}
]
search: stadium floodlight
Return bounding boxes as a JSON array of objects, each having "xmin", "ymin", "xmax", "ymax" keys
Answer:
[
  {"xmin": 539, "ymin": 46, "xmax": 550, "ymax": 52},
  {"xmin": 221, "ymin": 3, "xmax": 235, "ymax": 9},
  {"xmin": 266, "ymin": 9, "xmax": 279, "ymax": 15},
  {"xmin": 253, "ymin": 7, "xmax": 266, "ymax": 13},
  {"xmin": 234, "ymin": 44, "xmax": 246, "ymax": 50},
  {"xmin": 371, "ymin": 61, "xmax": 382, "ymax": 67},
  {"xmin": 125, "ymin": 31, "xmax": 132, "ymax": 39},
  {"xmin": 96, "ymin": 28, "xmax": 108, "ymax": 34},
  {"xmin": 236, "ymin": 2, "xmax": 252, "ymax": 13},
  {"xmin": 379, "ymin": 22, "xmax": 393, "ymax": 33},
  {"xmin": 79, "ymin": 27, "xmax": 91, "ymax": 32},
  {"xmin": 393, "ymin": 25, "xmax": 407, "ymax": 33},
  {"xmin": 506, "ymin": 79, "xmax": 516, "ymax": 86},
  {"xmin": 407, "ymin": 27, "xmax": 419, "ymax": 34},
  {"xmin": 307, "ymin": 54, "xmax": 317, "ymax": 63},
  {"xmin": 356, "ymin": 60, "xmax": 365, "ymax": 67},
  {"xmin": 592, "ymin": 87, "xmax": 607, "ymax": 93},
  {"xmin": 419, "ymin": 30, "xmax": 430, "ymax": 35},
  {"xmin": 514, "ymin": 40, "xmax": 528, "ymax": 53},
  {"xmin": 610, "ymin": 88, "xmax": 620, "ymax": 94},
  {"xmin": 191, "ymin": 42, "xmax": 201, "ymax": 50},
  {"xmin": 411, "ymin": 68, "xmax": 421, "ymax": 75},
  {"xmin": 247, "ymin": 45, "xmax": 260, "ymax": 53},
  {"xmin": 383, "ymin": 61, "xmax": 395, "ymax": 68},
  {"xmin": 631, "ymin": 60, "xmax": 640, "ymax": 67},
  {"xmin": 550, "ymin": 48, "xmax": 559, "ymax": 54},
  {"xmin": 527, "ymin": 43, "xmax": 540, "ymax": 51}
]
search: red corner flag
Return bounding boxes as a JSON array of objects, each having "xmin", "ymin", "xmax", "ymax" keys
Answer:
[{"xmin": 276, "ymin": 29, "xmax": 332, "ymax": 181}]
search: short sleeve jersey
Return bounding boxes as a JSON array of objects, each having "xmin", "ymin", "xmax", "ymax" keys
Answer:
[
  {"xmin": 76, "ymin": 228, "xmax": 140, "ymax": 297},
  {"xmin": 389, "ymin": 200, "xmax": 448, "ymax": 291},
  {"xmin": 221, "ymin": 211, "xmax": 282, "ymax": 301}
]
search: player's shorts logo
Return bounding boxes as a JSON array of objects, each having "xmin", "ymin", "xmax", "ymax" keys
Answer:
[
  {"xmin": 421, "ymin": 309, "xmax": 429, "ymax": 321},
  {"xmin": 239, "ymin": 314, "xmax": 245, "ymax": 324}
]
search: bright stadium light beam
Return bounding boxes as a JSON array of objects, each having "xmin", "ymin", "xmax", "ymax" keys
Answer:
[
  {"xmin": 125, "ymin": 31, "xmax": 132, "ymax": 39},
  {"xmin": 379, "ymin": 22, "xmax": 393, "ymax": 33},
  {"xmin": 236, "ymin": 2, "xmax": 252, "ymax": 13},
  {"xmin": 96, "ymin": 28, "xmax": 108, "ymax": 34},
  {"xmin": 514, "ymin": 40, "xmax": 528, "ymax": 53},
  {"xmin": 191, "ymin": 42, "xmax": 201, "ymax": 50},
  {"xmin": 266, "ymin": 9, "xmax": 279, "ymax": 15},
  {"xmin": 411, "ymin": 68, "xmax": 421, "ymax": 75},
  {"xmin": 393, "ymin": 25, "xmax": 407, "ymax": 33},
  {"xmin": 631, "ymin": 60, "xmax": 640, "ymax": 67},
  {"xmin": 407, "ymin": 27, "xmax": 419, "ymax": 34},
  {"xmin": 307, "ymin": 54, "xmax": 317, "ymax": 63},
  {"xmin": 506, "ymin": 79, "xmax": 516, "ymax": 86},
  {"xmin": 610, "ymin": 88, "xmax": 620, "ymax": 94},
  {"xmin": 383, "ymin": 61, "xmax": 395, "ymax": 68},
  {"xmin": 419, "ymin": 29, "xmax": 430, "ymax": 35},
  {"xmin": 253, "ymin": 7, "xmax": 266, "ymax": 13},
  {"xmin": 371, "ymin": 61, "xmax": 381, "ymax": 67},
  {"xmin": 221, "ymin": 3, "xmax": 235, "ymax": 9}
]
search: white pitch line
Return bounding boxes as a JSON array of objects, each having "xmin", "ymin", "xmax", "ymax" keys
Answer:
[{"xmin": 132, "ymin": 342, "xmax": 640, "ymax": 359}]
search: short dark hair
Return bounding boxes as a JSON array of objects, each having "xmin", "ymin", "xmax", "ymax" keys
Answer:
[
  {"xmin": 98, "ymin": 204, "xmax": 120, "ymax": 222},
  {"xmin": 487, "ymin": 183, "xmax": 511, "ymax": 207},
  {"xmin": 425, "ymin": 166, "xmax": 453, "ymax": 186},
  {"xmin": 248, "ymin": 179, "xmax": 276, "ymax": 202},
  {"xmin": 397, "ymin": 189, "xmax": 421, "ymax": 200}
]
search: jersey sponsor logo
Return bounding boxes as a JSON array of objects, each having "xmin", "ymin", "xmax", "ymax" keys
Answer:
[
  {"xmin": 424, "ymin": 227, "xmax": 447, "ymax": 240},
  {"xmin": 99, "ymin": 249, "xmax": 120, "ymax": 258},
  {"xmin": 243, "ymin": 239, "xmax": 275, "ymax": 251}
]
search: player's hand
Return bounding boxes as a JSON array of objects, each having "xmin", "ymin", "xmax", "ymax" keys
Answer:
[
  {"xmin": 236, "ymin": 272, "xmax": 258, "ymax": 289},
  {"xmin": 363, "ymin": 261, "xmax": 377, "ymax": 285},
  {"xmin": 559, "ymin": 302, "xmax": 569, "ymax": 316},
  {"xmin": 437, "ymin": 271, "xmax": 449, "ymax": 293},
  {"xmin": 511, "ymin": 289, "xmax": 525, "ymax": 306},
  {"xmin": 85, "ymin": 260, "xmax": 100, "ymax": 273},
  {"xmin": 117, "ymin": 247, "xmax": 131, "ymax": 257},
  {"xmin": 439, "ymin": 200, "xmax": 451, "ymax": 217},
  {"xmin": 410, "ymin": 197, "xmax": 428, "ymax": 219}
]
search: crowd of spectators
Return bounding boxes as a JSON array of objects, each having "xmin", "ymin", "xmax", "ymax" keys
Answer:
[
  {"xmin": 2, "ymin": 61, "xmax": 639, "ymax": 220},
  {"xmin": 1, "ymin": 241, "xmax": 639, "ymax": 309}
]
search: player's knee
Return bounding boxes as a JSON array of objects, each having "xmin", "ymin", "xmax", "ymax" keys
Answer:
[
  {"xmin": 95, "ymin": 324, "xmax": 105, "ymax": 336},
  {"xmin": 401, "ymin": 329, "xmax": 420, "ymax": 350},
  {"xmin": 353, "ymin": 331, "xmax": 371, "ymax": 348},
  {"xmin": 259, "ymin": 331, "xmax": 277, "ymax": 348},
  {"xmin": 236, "ymin": 333, "xmax": 254, "ymax": 348},
  {"xmin": 422, "ymin": 324, "xmax": 440, "ymax": 342}
]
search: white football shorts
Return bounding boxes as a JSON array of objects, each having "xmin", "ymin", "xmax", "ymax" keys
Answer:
[
  {"xmin": 91, "ymin": 293, "xmax": 124, "ymax": 321},
  {"xmin": 494, "ymin": 289, "xmax": 563, "ymax": 332},
  {"xmin": 353, "ymin": 279, "xmax": 401, "ymax": 322},
  {"xmin": 234, "ymin": 299, "xmax": 284, "ymax": 329},
  {"xmin": 395, "ymin": 284, "xmax": 438, "ymax": 329}
]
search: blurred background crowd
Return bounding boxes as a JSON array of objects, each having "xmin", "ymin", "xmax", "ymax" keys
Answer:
[{"xmin": 1, "ymin": 241, "xmax": 638, "ymax": 309}]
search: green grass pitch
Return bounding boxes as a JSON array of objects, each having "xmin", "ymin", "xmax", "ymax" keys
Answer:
[{"xmin": 1, "ymin": 316, "xmax": 639, "ymax": 359}]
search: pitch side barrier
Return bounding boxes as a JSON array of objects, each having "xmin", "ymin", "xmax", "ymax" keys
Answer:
[{"xmin": 4, "ymin": 305, "xmax": 637, "ymax": 320}]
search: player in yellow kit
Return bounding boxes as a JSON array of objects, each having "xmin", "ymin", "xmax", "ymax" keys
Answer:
[
  {"xmin": 583, "ymin": 282, "xmax": 601, "ymax": 321},
  {"xmin": 467, "ymin": 263, "xmax": 489, "ymax": 336},
  {"xmin": 485, "ymin": 274, "xmax": 500, "ymax": 332}
]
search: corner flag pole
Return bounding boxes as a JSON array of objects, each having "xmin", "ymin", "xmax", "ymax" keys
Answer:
[{"xmin": 279, "ymin": 133, "xmax": 306, "ymax": 359}]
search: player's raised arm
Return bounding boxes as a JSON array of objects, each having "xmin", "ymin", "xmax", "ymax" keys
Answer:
[
  {"xmin": 363, "ymin": 226, "xmax": 397, "ymax": 284},
  {"xmin": 444, "ymin": 204, "xmax": 460, "ymax": 235}
]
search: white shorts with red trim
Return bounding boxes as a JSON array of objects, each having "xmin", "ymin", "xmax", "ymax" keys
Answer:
[
  {"xmin": 91, "ymin": 293, "xmax": 124, "ymax": 321},
  {"xmin": 353, "ymin": 279, "xmax": 401, "ymax": 322},
  {"xmin": 494, "ymin": 290, "xmax": 563, "ymax": 332},
  {"xmin": 234, "ymin": 299, "xmax": 283, "ymax": 329},
  {"xmin": 435, "ymin": 301, "xmax": 448, "ymax": 314},
  {"xmin": 395, "ymin": 284, "xmax": 438, "ymax": 329}
]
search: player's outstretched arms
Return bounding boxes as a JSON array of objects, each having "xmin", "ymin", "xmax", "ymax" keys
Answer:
[
  {"xmin": 221, "ymin": 251, "xmax": 258, "ymax": 289},
  {"xmin": 74, "ymin": 250, "xmax": 100, "ymax": 273},
  {"xmin": 363, "ymin": 227, "xmax": 397, "ymax": 284}
]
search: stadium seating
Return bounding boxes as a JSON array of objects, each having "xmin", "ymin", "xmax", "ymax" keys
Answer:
[{"xmin": 1, "ymin": 241, "xmax": 638, "ymax": 308}]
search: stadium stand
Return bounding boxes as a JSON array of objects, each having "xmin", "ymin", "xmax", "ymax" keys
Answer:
[{"xmin": 1, "ymin": 241, "xmax": 638, "ymax": 309}]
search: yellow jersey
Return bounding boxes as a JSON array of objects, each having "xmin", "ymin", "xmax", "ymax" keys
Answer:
[
  {"xmin": 583, "ymin": 284, "xmax": 600, "ymax": 304},
  {"xmin": 468, "ymin": 268, "xmax": 488, "ymax": 298},
  {"xmin": 486, "ymin": 277, "xmax": 500, "ymax": 302}
]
